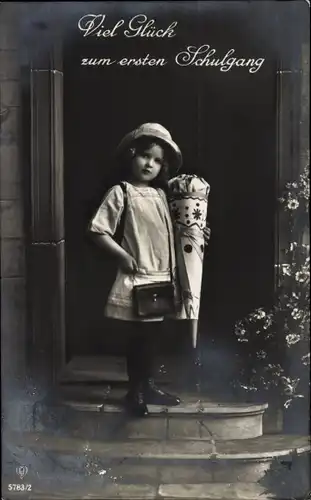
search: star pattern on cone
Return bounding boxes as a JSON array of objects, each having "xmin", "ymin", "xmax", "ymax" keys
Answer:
[{"xmin": 192, "ymin": 208, "xmax": 202, "ymax": 220}]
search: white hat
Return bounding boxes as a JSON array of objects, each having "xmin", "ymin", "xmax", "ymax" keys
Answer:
[{"xmin": 116, "ymin": 123, "xmax": 182, "ymax": 171}]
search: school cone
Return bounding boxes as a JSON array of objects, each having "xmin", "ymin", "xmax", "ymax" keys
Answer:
[{"xmin": 168, "ymin": 175, "xmax": 210, "ymax": 349}]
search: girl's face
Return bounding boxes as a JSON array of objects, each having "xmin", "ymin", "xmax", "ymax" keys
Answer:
[{"xmin": 130, "ymin": 144, "xmax": 164, "ymax": 186}]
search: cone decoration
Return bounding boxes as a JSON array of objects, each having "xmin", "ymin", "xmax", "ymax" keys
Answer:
[{"xmin": 168, "ymin": 175, "xmax": 210, "ymax": 348}]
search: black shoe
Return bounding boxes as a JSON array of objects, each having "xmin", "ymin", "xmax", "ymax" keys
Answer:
[
  {"xmin": 144, "ymin": 379, "xmax": 181, "ymax": 406},
  {"xmin": 124, "ymin": 387, "xmax": 149, "ymax": 417}
]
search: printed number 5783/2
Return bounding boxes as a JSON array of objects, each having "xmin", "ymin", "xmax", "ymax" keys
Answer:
[{"xmin": 8, "ymin": 484, "xmax": 32, "ymax": 491}]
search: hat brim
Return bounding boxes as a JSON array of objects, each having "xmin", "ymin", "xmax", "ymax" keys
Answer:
[{"xmin": 116, "ymin": 130, "xmax": 182, "ymax": 172}]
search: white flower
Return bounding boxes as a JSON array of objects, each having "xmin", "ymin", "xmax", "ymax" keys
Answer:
[
  {"xmin": 284, "ymin": 385, "xmax": 294, "ymax": 396},
  {"xmin": 291, "ymin": 308, "xmax": 304, "ymax": 320},
  {"xmin": 286, "ymin": 181, "xmax": 298, "ymax": 189},
  {"xmin": 236, "ymin": 330, "xmax": 248, "ymax": 342},
  {"xmin": 302, "ymin": 353, "xmax": 310, "ymax": 366},
  {"xmin": 252, "ymin": 308, "xmax": 266, "ymax": 320},
  {"xmin": 289, "ymin": 242, "xmax": 298, "ymax": 251},
  {"xmin": 286, "ymin": 333, "xmax": 301, "ymax": 345},
  {"xmin": 281, "ymin": 264, "xmax": 291, "ymax": 276},
  {"xmin": 287, "ymin": 199, "xmax": 299, "ymax": 210},
  {"xmin": 263, "ymin": 316, "xmax": 273, "ymax": 330},
  {"xmin": 256, "ymin": 350, "xmax": 267, "ymax": 360},
  {"xmin": 281, "ymin": 376, "xmax": 300, "ymax": 395},
  {"xmin": 284, "ymin": 399, "xmax": 292, "ymax": 409},
  {"xmin": 295, "ymin": 270, "xmax": 309, "ymax": 282},
  {"xmin": 265, "ymin": 363, "xmax": 283, "ymax": 376},
  {"xmin": 236, "ymin": 327, "xmax": 246, "ymax": 336}
]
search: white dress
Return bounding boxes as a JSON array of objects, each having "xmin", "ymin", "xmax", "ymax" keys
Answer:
[{"xmin": 89, "ymin": 182, "xmax": 180, "ymax": 321}]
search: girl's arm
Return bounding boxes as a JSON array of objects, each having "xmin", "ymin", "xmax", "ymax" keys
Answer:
[
  {"xmin": 90, "ymin": 233, "xmax": 138, "ymax": 273},
  {"xmin": 90, "ymin": 232, "xmax": 126, "ymax": 258},
  {"xmin": 88, "ymin": 185, "xmax": 138, "ymax": 273}
]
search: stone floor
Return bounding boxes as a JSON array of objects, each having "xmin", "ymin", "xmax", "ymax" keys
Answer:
[
  {"xmin": 2, "ymin": 378, "xmax": 309, "ymax": 499},
  {"xmin": 3, "ymin": 412, "xmax": 310, "ymax": 499},
  {"xmin": 5, "ymin": 430, "xmax": 310, "ymax": 460}
]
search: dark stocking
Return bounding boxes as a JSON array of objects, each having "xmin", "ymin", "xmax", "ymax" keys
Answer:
[
  {"xmin": 125, "ymin": 321, "xmax": 181, "ymax": 409},
  {"xmin": 126, "ymin": 322, "xmax": 159, "ymax": 389}
]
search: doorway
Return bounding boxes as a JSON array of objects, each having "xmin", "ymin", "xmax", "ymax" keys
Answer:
[{"xmin": 62, "ymin": 7, "xmax": 277, "ymax": 369}]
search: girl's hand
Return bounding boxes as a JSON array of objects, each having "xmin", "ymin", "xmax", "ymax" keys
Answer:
[
  {"xmin": 119, "ymin": 252, "xmax": 138, "ymax": 274},
  {"xmin": 203, "ymin": 224, "xmax": 211, "ymax": 246}
]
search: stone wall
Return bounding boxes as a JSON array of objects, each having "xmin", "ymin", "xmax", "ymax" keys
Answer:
[
  {"xmin": 0, "ymin": 3, "xmax": 27, "ymax": 397},
  {"xmin": 1, "ymin": 5, "xmax": 66, "ymax": 438},
  {"xmin": 0, "ymin": 4, "xmax": 41, "ymax": 439},
  {"xmin": 1, "ymin": 4, "xmax": 66, "ymax": 434}
]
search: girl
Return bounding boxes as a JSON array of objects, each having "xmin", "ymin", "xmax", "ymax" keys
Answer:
[{"xmin": 89, "ymin": 123, "xmax": 210, "ymax": 417}]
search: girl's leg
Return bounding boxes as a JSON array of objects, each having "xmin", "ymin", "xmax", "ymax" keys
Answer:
[
  {"xmin": 125, "ymin": 320, "xmax": 181, "ymax": 415},
  {"xmin": 125, "ymin": 321, "xmax": 158, "ymax": 384},
  {"xmin": 142, "ymin": 322, "xmax": 181, "ymax": 406},
  {"xmin": 126, "ymin": 323, "xmax": 151, "ymax": 387},
  {"xmin": 124, "ymin": 321, "xmax": 150, "ymax": 417}
]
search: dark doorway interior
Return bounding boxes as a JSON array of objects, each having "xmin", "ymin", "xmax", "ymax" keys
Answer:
[{"xmin": 63, "ymin": 6, "xmax": 276, "ymax": 363}]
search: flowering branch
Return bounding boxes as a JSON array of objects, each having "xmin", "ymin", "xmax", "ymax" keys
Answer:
[{"xmin": 233, "ymin": 165, "xmax": 310, "ymax": 408}]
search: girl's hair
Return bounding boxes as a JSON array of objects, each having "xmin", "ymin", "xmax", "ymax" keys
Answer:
[{"xmin": 108, "ymin": 136, "xmax": 174, "ymax": 193}]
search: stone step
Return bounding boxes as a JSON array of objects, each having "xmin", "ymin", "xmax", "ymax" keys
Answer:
[
  {"xmin": 60, "ymin": 356, "xmax": 172, "ymax": 383},
  {"xmin": 6, "ymin": 430, "xmax": 310, "ymax": 485},
  {"xmin": 158, "ymin": 484, "xmax": 274, "ymax": 499},
  {"xmin": 1, "ymin": 481, "xmax": 276, "ymax": 499},
  {"xmin": 60, "ymin": 356, "xmax": 128, "ymax": 383},
  {"xmin": 57, "ymin": 388, "xmax": 268, "ymax": 440}
]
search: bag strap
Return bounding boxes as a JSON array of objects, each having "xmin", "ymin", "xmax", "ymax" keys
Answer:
[
  {"xmin": 159, "ymin": 191, "xmax": 174, "ymax": 285},
  {"xmin": 119, "ymin": 181, "xmax": 127, "ymax": 210},
  {"xmin": 115, "ymin": 182, "xmax": 127, "ymax": 244},
  {"xmin": 165, "ymin": 217, "xmax": 174, "ymax": 284}
]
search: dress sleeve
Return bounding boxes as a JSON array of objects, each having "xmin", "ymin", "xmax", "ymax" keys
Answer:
[{"xmin": 88, "ymin": 185, "xmax": 124, "ymax": 236}]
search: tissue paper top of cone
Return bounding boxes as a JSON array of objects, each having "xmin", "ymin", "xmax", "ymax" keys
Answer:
[{"xmin": 168, "ymin": 174, "xmax": 210, "ymax": 196}]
